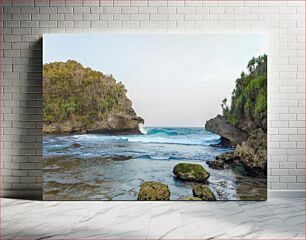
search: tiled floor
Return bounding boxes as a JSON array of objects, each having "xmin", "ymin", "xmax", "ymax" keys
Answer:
[{"xmin": 2, "ymin": 197, "xmax": 305, "ymax": 239}]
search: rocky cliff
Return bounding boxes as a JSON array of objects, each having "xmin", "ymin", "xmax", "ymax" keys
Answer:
[
  {"xmin": 205, "ymin": 115, "xmax": 267, "ymax": 175},
  {"xmin": 43, "ymin": 60, "xmax": 143, "ymax": 134},
  {"xmin": 205, "ymin": 115, "xmax": 249, "ymax": 146},
  {"xmin": 236, "ymin": 129, "xmax": 267, "ymax": 175},
  {"xmin": 205, "ymin": 55, "xmax": 267, "ymax": 176}
]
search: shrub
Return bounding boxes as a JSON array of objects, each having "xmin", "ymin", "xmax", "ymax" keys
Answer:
[{"xmin": 222, "ymin": 54, "xmax": 267, "ymax": 130}]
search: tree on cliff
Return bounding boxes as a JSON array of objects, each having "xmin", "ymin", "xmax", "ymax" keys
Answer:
[
  {"xmin": 43, "ymin": 60, "xmax": 128, "ymax": 128},
  {"xmin": 222, "ymin": 54, "xmax": 267, "ymax": 131}
]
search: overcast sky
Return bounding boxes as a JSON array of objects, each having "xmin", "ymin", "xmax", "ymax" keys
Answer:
[{"xmin": 44, "ymin": 34, "xmax": 267, "ymax": 127}]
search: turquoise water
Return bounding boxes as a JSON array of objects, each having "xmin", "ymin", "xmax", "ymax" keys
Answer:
[
  {"xmin": 44, "ymin": 127, "xmax": 225, "ymax": 160},
  {"xmin": 43, "ymin": 127, "xmax": 267, "ymax": 200}
]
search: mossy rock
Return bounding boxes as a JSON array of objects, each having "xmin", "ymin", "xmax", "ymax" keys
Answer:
[
  {"xmin": 178, "ymin": 196, "xmax": 202, "ymax": 201},
  {"xmin": 137, "ymin": 181, "xmax": 170, "ymax": 201},
  {"xmin": 173, "ymin": 163, "xmax": 210, "ymax": 182},
  {"xmin": 192, "ymin": 185, "xmax": 216, "ymax": 201}
]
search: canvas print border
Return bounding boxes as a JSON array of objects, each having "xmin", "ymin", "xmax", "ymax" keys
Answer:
[{"xmin": 43, "ymin": 33, "xmax": 268, "ymax": 201}]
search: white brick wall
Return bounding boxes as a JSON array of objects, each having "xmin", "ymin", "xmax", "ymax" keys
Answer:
[{"xmin": 1, "ymin": 0, "xmax": 305, "ymax": 198}]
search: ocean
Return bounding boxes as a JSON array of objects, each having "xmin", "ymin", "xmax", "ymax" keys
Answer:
[{"xmin": 43, "ymin": 126, "xmax": 267, "ymax": 200}]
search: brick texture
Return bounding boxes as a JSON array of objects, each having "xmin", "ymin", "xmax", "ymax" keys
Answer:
[{"xmin": 0, "ymin": 0, "xmax": 305, "ymax": 197}]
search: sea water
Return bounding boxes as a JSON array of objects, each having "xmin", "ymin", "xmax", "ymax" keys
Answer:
[{"xmin": 43, "ymin": 127, "xmax": 267, "ymax": 200}]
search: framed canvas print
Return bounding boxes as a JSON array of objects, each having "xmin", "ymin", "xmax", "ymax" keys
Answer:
[{"xmin": 43, "ymin": 34, "xmax": 268, "ymax": 200}]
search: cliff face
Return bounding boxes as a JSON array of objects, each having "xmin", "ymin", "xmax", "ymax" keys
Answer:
[
  {"xmin": 205, "ymin": 115, "xmax": 267, "ymax": 175},
  {"xmin": 43, "ymin": 60, "xmax": 143, "ymax": 134},
  {"xmin": 236, "ymin": 129, "xmax": 267, "ymax": 175},
  {"xmin": 205, "ymin": 55, "xmax": 267, "ymax": 176},
  {"xmin": 205, "ymin": 115, "xmax": 248, "ymax": 146}
]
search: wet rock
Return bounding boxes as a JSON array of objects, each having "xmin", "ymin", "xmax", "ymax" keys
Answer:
[
  {"xmin": 71, "ymin": 143, "xmax": 81, "ymax": 148},
  {"xmin": 216, "ymin": 152, "xmax": 240, "ymax": 163},
  {"xmin": 192, "ymin": 185, "xmax": 216, "ymax": 201},
  {"xmin": 206, "ymin": 159, "xmax": 224, "ymax": 170},
  {"xmin": 236, "ymin": 175, "xmax": 267, "ymax": 200},
  {"xmin": 112, "ymin": 155, "xmax": 132, "ymax": 161},
  {"xmin": 173, "ymin": 163, "xmax": 210, "ymax": 182},
  {"xmin": 44, "ymin": 156, "xmax": 82, "ymax": 173},
  {"xmin": 207, "ymin": 152, "xmax": 241, "ymax": 171},
  {"xmin": 205, "ymin": 115, "xmax": 249, "ymax": 146},
  {"xmin": 137, "ymin": 181, "xmax": 170, "ymax": 201},
  {"xmin": 178, "ymin": 196, "xmax": 202, "ymax": 201},
  {"xmin": 43, "ymin": 181, "xmax": 97, "ymax": 200}
]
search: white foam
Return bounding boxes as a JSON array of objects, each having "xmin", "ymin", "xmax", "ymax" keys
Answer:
[
  {"xmin": 58, "ymin": 128, "xmax": 221, "ymax": 146},
  {"xmin": 138, "ymin": 123, "xmax": 148, "ymax": 135},
  {"xmin": 119, "ymin": 136, "xmax": 219, "ymax": 146}
]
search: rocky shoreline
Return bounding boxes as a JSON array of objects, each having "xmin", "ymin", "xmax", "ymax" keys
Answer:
[
  {"xmin": 205, "ymin": 115, "xmax": 267, "ymax": 176},
  {"xmin": 204, "ymin": 55, "xmax": 268, "ymax": 177},
  {"xmin": 43, "ymin": 114, "xmax": 144, "ymax": 135}
]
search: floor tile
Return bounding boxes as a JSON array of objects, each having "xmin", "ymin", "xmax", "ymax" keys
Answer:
[{"xmin": 1, "ymin": 198, "xmax": 304, "ymax": 240}]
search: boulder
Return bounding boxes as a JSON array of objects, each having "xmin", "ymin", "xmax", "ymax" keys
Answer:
[
  {"xmin": 192, "ymin": 185, "xmax": 216, "ymax": 201},
  {"xmin": 205, "ymin": 115, "xmax": 249, "ymax": 146},
  {"xmin": 216, "ymin": 152, "xmax": 240, "ymax": 163},
  {"xmin": 206, "ymin": 159, "xmax": 224, "ymax": 170},
  {"xmin": 137, "ymin": 181, "xmax": 170, "ymax": 201},
  {"xmin": 173, "ymin": 163, "xmax": 210, "ymax": 182},
  {"xmin": 178, "ymin": 196, "xmax": 202, "ymax": 201},
  {"xmin": 235, "ymin": 129, "xmax": 267, "ymax": 176}
]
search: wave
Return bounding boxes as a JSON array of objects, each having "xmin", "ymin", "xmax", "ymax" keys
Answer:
[
  {"xmin": 146, "ymin": 127, "xmax": 179, "ymax": 135},
  {"xmin": 134, "ymin": 155, "xmax": 194, "ymax": 160},
  {"xmin": 140, "ymin": 126, "xmax": 219, "ymax": 137},
  {"xmin": 58, "ymin": 127, "xmax": 221, "ymax": 147},
  {"xmin": 136, "ymin": 155, "xmax": 170, "ymax": 160},
  {"xmin": 115, "ymin": 135, "xmax": 221, "ymax": 146},
  {"xmin": 138, "ymin": 123, "xmax": 148, "ymax": 135},
  {"xmin": 68, "ymin": 134, "xmax": 220, "ymax": 146}
]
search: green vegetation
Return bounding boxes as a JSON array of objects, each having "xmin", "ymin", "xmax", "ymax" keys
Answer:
[
  {"xmin": 43, "ymin": 60, "xmax": 127, "ymax": 127},
  {"xmin": 137, "ymin": 181, "xmax": 171, "ymax": 201},
  {"xmin": 192, "ymin": 185, "xmax": 216, "ymax": 201},
  {"xmin": 178, "ymin": 196, "xmax": 202, "ymax": 200},
  {"xmin": 221, "ymin": 55, "xmax": 267, "ymax": 130}
]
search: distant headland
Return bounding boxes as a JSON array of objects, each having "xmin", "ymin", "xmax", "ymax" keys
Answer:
[{"xmin": 43, "ymin": 60, "xmax": 144, "ymax": 135}]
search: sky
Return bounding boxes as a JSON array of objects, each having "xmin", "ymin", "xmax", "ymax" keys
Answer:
[{"xmin": 43, "ymin": 34, "xmax": 267, "ymax": 127}]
